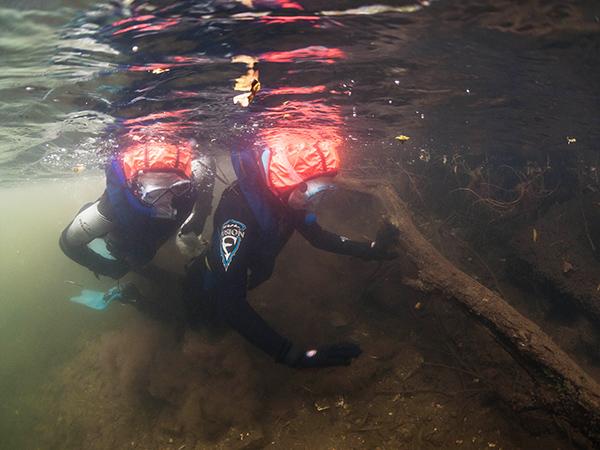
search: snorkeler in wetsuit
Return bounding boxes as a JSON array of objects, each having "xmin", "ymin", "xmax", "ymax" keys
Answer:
[
  {"xmin": 185, "ymin": 142, "xmax": 399, "ymax": 369},
  {"xmin": 60, "ymin": 139, "xmax": 214, "ymax": 280}
]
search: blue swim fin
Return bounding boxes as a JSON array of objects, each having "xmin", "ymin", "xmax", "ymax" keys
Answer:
[
  {"xmin": 70, "ymin": 289, "xmax": 113, "ymax": 310},
  {"xmin": 69, "ymin": 285, "xmax": 138, "ymax": 311}
]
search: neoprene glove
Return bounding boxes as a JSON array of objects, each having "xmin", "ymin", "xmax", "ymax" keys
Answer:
[
  {"xmin": 283, "ymin": 342, "xmax": 362, "ymax": 368},
  {"xmin": 363, "ymin": 220, "xmax": 400, "ymax": 260},
  {"xmin": 176, "ymin": 231, "xmax": 208, "ymax": 258}
]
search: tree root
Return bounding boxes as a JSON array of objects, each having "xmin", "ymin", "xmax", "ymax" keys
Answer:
[{"xmin": 338, "ymin": 177, "xmax": 600, "ymax": 446}]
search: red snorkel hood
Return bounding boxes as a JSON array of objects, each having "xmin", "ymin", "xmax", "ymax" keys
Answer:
[
  {"xmin": 120, "ymin": 140, "xmax": 194, "ymax": 183},
  {"xmin": 256, "ymin": 102, "xmax": 343, "ymax": 196},
  {"xmin": 260, "ymin": 137, "xmax": 340, "ymax": 195}
]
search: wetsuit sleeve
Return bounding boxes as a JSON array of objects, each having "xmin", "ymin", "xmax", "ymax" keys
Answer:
[
  {"xmin": 296, "ymin": 213, "xmax": 372, "ymax": 257},
  {"xmin": 180, "ymin": 185, "xmax": 213, "ymax": 235},
  {"xmin": 181, "ymin": 154, "xmax": 216, "ymax": 235},
  {"xmin": 207, "ymin": 191, "xmax": 291, "ymax": 361}
]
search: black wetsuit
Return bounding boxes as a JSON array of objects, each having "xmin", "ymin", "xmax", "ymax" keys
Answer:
[{"xmin": 186, "ymin": 181, "xmax": 373, "ymax": 362}]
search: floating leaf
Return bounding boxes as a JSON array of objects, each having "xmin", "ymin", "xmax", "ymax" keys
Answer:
[
  {"xmin": 232, "ymin": 55, "xmax": 260, "ymax": 107},
  {"xmin": 395, "ymin": 134, "xmax": 410, "ymax": 142},
  {"xmin": 231, "ymin": 55, "xmax": 258, "ymax": 68},
  {"xmin": 151, "ymin": 68, "xmax": 169, "ymax": 74},
  {"xmin": 234, "ymin": 70, "xmax": 260, "ymax": 91},
  {"xmin": 532, "ymin": 228, "xmax": 538, "ymax": 242},
  {"xmin": 233, "ymin": 92, "xmax": 252, "ymax": 107},
  {"xmin": 251, "ymin": 79, "xmax": 261, "ymax": 94},
  {"xmin": 414, "ymin": 302, "xmax": 422, "ymax": 310},
  {"xmin": 563, "ymin": 260, "xmax": 574, "ymax": 274},
  {"xmin": 233, "ymin": 79, "xmax": 261, "ymax": 107},
  {"xmin": 567, "ymin": 137, "xmax": 577, "ymax": 144}
]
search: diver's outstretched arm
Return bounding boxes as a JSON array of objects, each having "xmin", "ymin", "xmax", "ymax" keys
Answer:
[
  {"xmin": 297, "ymin": 216, "xmax": 372, "ymax": 256},
  {"xmin": 215, "ymin": 289, "xmax": 361, "ymax": 368},
  {"xmin": 296, "ymin": 213, "xmax": 398, "ymax": 260}
]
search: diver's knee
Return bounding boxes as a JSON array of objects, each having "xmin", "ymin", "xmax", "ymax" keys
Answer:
[
  {"xmin": 58, "ymin": 225, "xmax": 76, "ymax": 258},
  {"xmin": 64, "ymin": 201, "xmax": 113, "ymax": 246}
]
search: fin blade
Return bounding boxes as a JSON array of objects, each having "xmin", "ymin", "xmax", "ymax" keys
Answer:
[{"xmin": 70, "ymin": 289, "xmax": 111, "ymax": 310}]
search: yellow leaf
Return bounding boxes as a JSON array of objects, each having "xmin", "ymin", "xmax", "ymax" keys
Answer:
[
  {"xmin": 567, "ymin": 136, "xmax": 577, "ymax": 144},
  {"xmin": 395, "ymin": 134, "xmax": 410, "ymax": 142},
  {"xmin": 532, "ymin": 228, "xmax": 538, "ymax": 242},
  {"xmin": 233, "ymin": 79, "xmax": 261, "ymax": 107},
  {"xmin": 231, "ymin": 55, "xmax": 258, "ymax": 68},
  {"xmin": 249, "ymin": 79, "xmax": 261, "ymax": 97},
  {"xmin": 234, "ymin": 72, "xmax": 259, "ymax": 91},
  {"xmin": 233, "ymin": 92, "xmax": 252, "ymax": 107}
]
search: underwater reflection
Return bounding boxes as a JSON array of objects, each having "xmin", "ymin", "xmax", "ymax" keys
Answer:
[
  {"xmin": 257, "ymin": 100, "xmax": 343, "ymax": 157},
  {"xmin": 260, "ymin": 46, "xmax": 346, "ymax": 64}
]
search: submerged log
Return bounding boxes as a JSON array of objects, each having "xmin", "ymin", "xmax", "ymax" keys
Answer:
[{"xmin": 339, "ymin": 178, "xmax": 600, "ymax": 445}]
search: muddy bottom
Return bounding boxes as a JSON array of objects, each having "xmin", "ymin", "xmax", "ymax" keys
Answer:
[
  {"xmin": 29, "ymin": 223, "xmax": 575, "ymax": 450},
  {"xmin": 23, "ymin": 189, "xmax": 584, "ymax": 450}
]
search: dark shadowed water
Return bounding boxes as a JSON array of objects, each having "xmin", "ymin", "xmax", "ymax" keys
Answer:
[{"xmin": 1, "ymin": 0, "xmax": 600, "ymax": 449}]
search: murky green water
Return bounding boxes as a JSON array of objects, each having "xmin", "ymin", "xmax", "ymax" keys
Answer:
[{"xmin": 1, "ymin": 1, "xmax": 600, "ymax": 448}]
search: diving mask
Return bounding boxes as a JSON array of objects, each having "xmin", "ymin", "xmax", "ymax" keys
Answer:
[
  {"xmin": 287, "ymin": 177, "xmax": 336, "ymax": 210},
  {"xmin": 137, "ymin": 172, "xmax": 192, "ymax": 219}
]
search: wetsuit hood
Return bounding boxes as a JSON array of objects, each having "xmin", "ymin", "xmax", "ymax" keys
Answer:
[{"xmin": 231, "ymin": 148, "xmax": 278, "ymax": 232}]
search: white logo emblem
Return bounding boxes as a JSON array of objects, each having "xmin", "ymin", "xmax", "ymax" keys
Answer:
[{"xmin": 220, "ymin": 219, "xmax": 246, "ymax": 271}]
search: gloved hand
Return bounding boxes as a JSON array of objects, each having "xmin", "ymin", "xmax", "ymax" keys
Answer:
[
  {"xmin": 363, "ymin": 220, "xmax": 400, "ymax": 260},
  {"xmin": 107, "ymin": 282, "xmax": 141, "ymax": 304},
  {"xmin": 283, "ymin": 342, "xmax": 362, "ymax": 368},
  {"xmin": 176, "ymin": 231, "xmax": 208, "ymax": 258}
]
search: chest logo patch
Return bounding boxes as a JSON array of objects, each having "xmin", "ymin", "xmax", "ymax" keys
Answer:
[{"xmin": 220, "ymin": 219, "xmax": 247, "ymax": 271}]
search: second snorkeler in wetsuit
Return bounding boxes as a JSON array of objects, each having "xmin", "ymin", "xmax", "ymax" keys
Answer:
[{"xmin": 60, "ymin": 139, "xmax": 214, "ymax": 279}]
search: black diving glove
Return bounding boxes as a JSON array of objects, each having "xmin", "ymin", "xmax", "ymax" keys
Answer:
[
  {"xmin": 363, "ymin": 220, "xmax": 400, "ymax": 260},
  {"xmin": 283, "ymin": 342, "xmax": 362, "ymax": 369}
]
